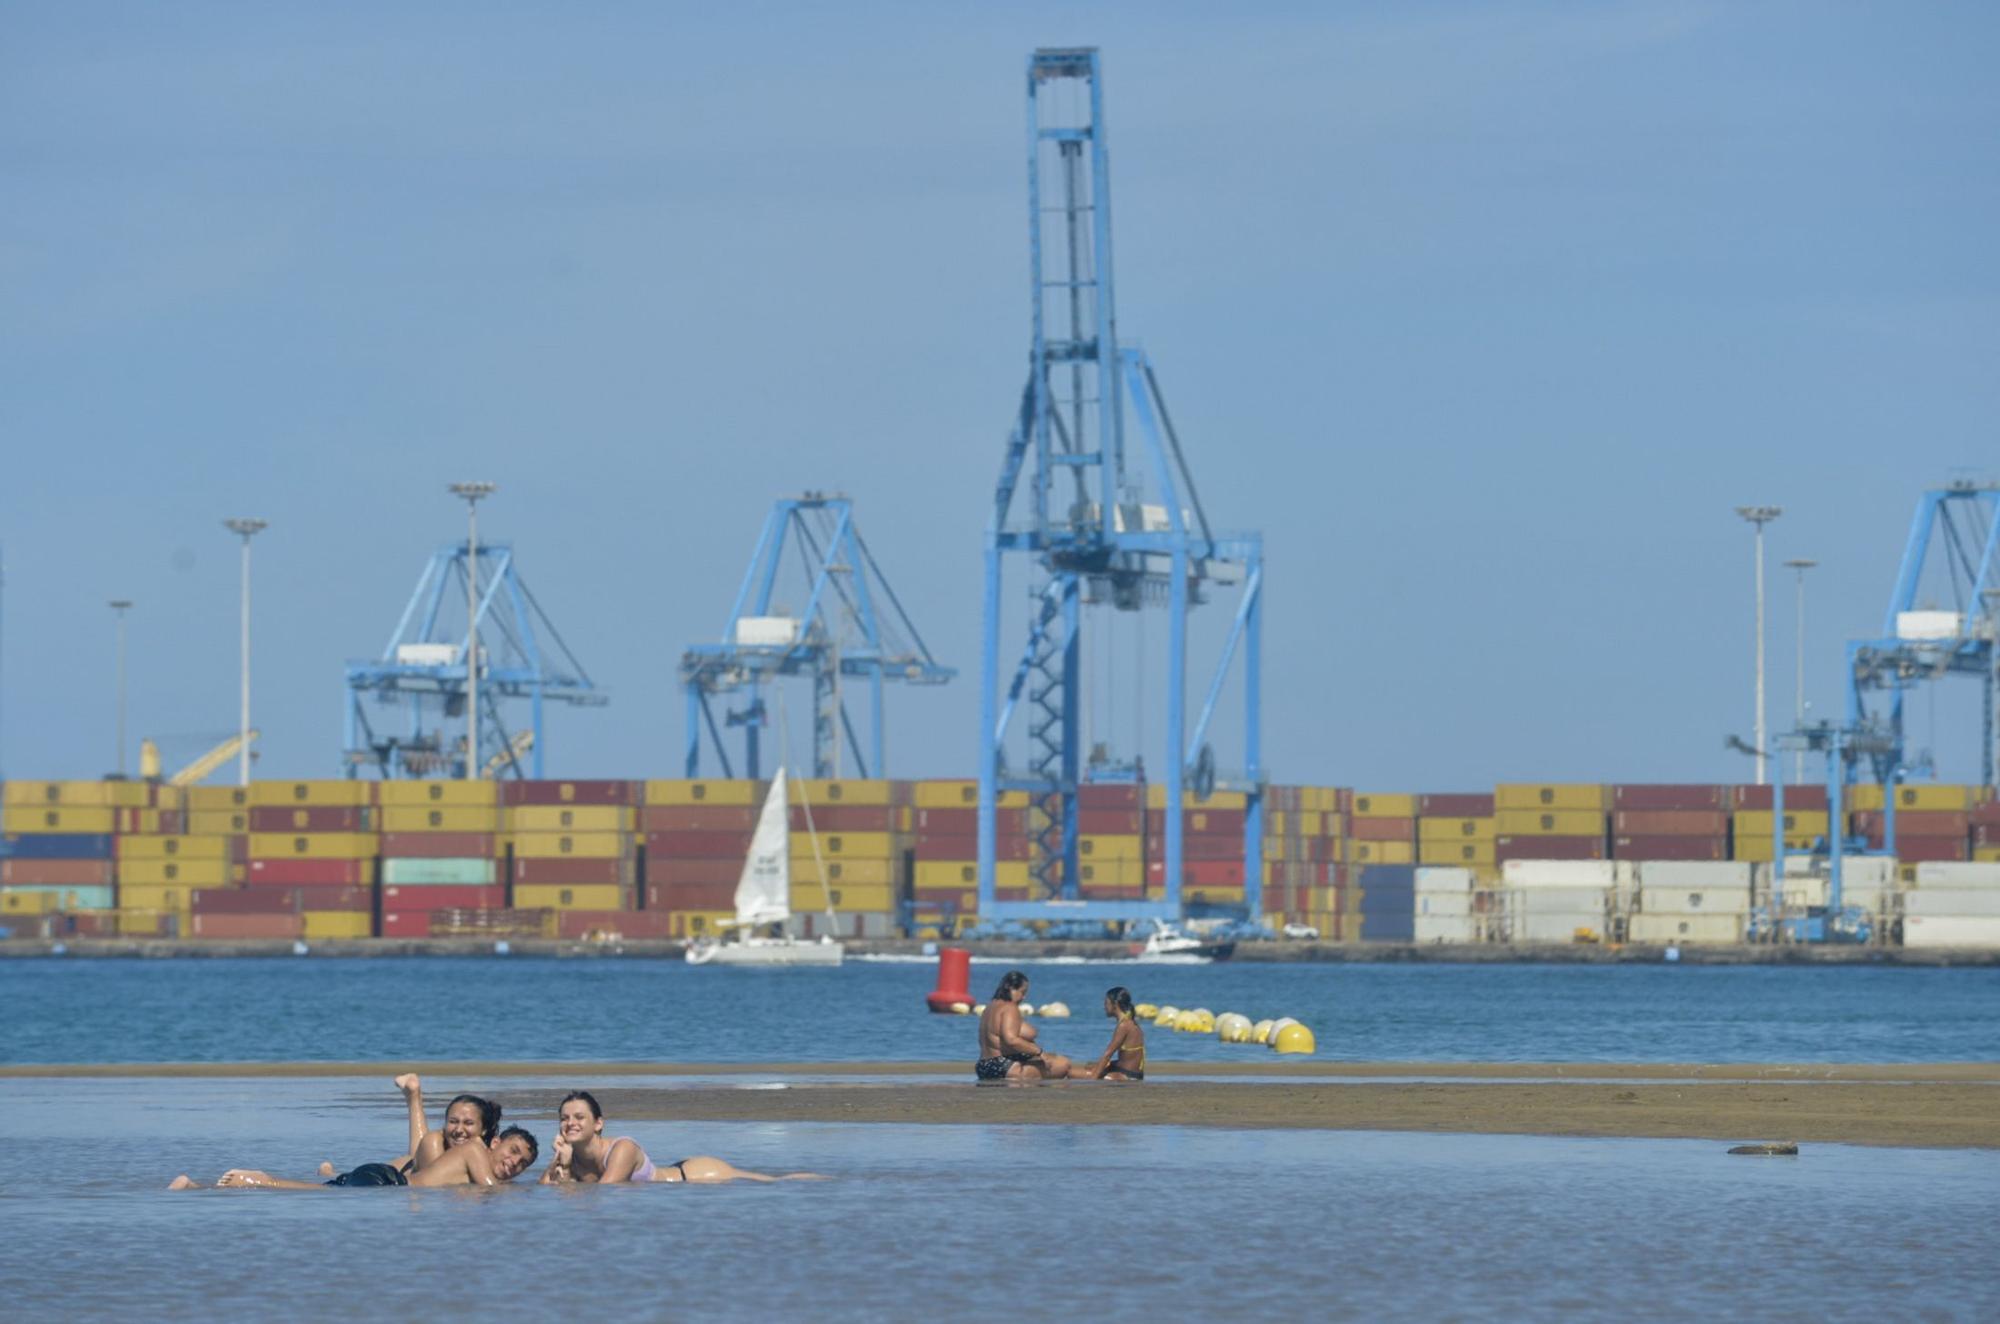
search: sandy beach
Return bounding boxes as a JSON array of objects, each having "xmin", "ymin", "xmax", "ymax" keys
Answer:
[{"xmin": 8, "ymin": 1060, "xmax": 1995, "ymax": 1148}]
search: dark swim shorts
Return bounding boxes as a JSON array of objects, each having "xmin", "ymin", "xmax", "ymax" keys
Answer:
[
  {"xmin": 324, "ymin": 1162, "xmax": 409, "ymax": 1187},
  {"xmin": 974, "ymin": 1056, "xmax": 1012, "ymax": 1081}
]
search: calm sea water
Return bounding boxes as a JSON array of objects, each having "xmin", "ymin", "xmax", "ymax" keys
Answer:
[
  {"xmin": 2, "ymin": 957, "xmax": 1996, "ymax": 1064},
  {"xmin": 1, "ymin": 1075, "xmax": 1993, "ymax": 1322}
]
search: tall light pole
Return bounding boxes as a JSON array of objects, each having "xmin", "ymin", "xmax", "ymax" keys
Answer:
[
  {"xmin": 223, "ymin": 519, "xmax": 268, "ymax": 785},
  {"xmin": 108, "ymin": 600, "xmax": 133, "ymax": 776},
  {"xmin": 449, "ymin": 482, "xmax": 496, "ymax": 778},
  {"xmin": 1782, "ymin": 558, "xmax": 1816, "ymax": 784},
  {"xmin": 1736, "ymin": 506, "xmax": 1783, "ymax": 786}
]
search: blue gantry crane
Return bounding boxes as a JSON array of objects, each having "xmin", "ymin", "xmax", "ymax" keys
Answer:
[
  {"xmin": 680, "ymin": 494, "xmax": 954, "ymax": 779},
  {"xmin": 978, "ymin": 49, "xmax": 1266, "ymax": 924},
  {"xmin": 1846, "ymin": 479, "xmax": 2000, "ymax": 785},
  {"xmin": 344, "ymin": 542, "xmax": 605, "ymax": 778}
]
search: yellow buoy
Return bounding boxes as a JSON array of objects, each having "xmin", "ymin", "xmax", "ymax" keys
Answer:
[
  {"xmin": 950, "ymin": 1001, "xmax": 972, "ymax": 1015},
  {"xmin": 1039, "ymin": 1001, "xmax": 1070, "ymax": 1019},
  {"xmin": 1153, "ymin": 1005, "xmax": 1181, "ymax": 1028},
  {"xmin": 1135, "ymin": 1002, "xmax": 1159, "ymax": 1019},
  {"xmin": 1272, "ymin": 1023, "xmax": 1316, "ymax": 1055},
  {"xmin": 1250, "ymin": 1019, "xmax": 1275, "ymax": 1044},
  {"xmin": 1019, "ymin": 1003, "xmax": 1036, "ymax": 1016},
  {"xmin": 1266, "ymin": 1017, "xmax": 1299, "ymax": 1047},
  {"xmin": 1215, "ymin": 1012, "xmax": 1252, "ymax": 1042},
  {"xmin": 974, "ymin": 1003, "xmax": 987, "ymax": 1014}
]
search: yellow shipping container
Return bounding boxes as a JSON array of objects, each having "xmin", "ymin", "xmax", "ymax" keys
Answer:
[
  {"xmin": 1732, "ymin": 834, "xmax": 1818, "ymax": 862},
  {"xmin": 116, "ymin": 883, "xmax": 195, "ymax": 912},
  {"xmin": 1495, "ymin": 783, "xmax": 1610, "ymax": 811},
  {"xmin": 1419, "ymin": 816, "xmax": 1497, "ymax": 841},
  {"xmin": 1894, "ymin": 783, "xmax": 1973, "ymax": 812},
  {"xmin": 514, "ymin": 883, "xmax": 625, "ymax": 910},
  {"xmin": 2, "ymin": 780, "xmax": 151, "ymax": 808},
  {"xmin": 378, "ymin": 807, "xmax": 501, "ymax": 834},
  {"xmin": 117, "ymin": 907, "xmax": 177, "ymax": 936},
  {"xmin": 791, "ymin": 857, "xmax": 895, "ymax": 886},
  {"xmin": 644, "ymin": 779, "xmax": 761, "ymax": 807},
  {"xmin": 1733, "ymin": 810, "xmax": 1830, "ymax": 837},
  {"xmin": 118, "ymin": 859, "xmax": 232, "ymax": 887},
  {"xmin": 506, "ymin": 806, "xmax": 632, "ymax": 833},
  {"xmin": 116, "ymin": 834, "xmax": 231, "ymax": 860},
  {"xmin": 789, "ymin": 831, "xmax": 894, "ymax": 858},
  {"xmin": 1077, "ymin": 834, "xmax": 1142, "ymax": 862},
  {"xmin": 800, "ymin": 883, "xmax": 895, "ymax": 913},
  {"xmin": 0, "ymin": 889, "xmax": 59, "ymax": 914},
  {"xmin": 1347, "ymin": 840, "xmax": 1416, "ymax": 865},
  {"xmin": 2, "ymin": 806, "xmax": 116, "ymax": 834},
  {"xmin": 1495, "ymin": 809, "xmax": 1606, "ymax": 837},
  {"xmin": 510, "ymin": 832, "xmax": 629, "ymax": 860},
  {"xmin": 911, "ymin": 781, "xmax": 1031, "ymax": 810},
  {"xmin": 794, "ymin": 779, "xmax": 893, "ymax": 807},
  {"xmin": 1352, "ymin": 792, "xmax": 1417, "ymax": 818},
  {"xmin": 1973, "ymin": 846, "xmax": 2000, "ymax": 863},
  {"xmin": 1144, "ymin": 786, "xmax": 1248, "ymax": 810},
  {"xmin": 1419, "ymin": 840, "xmax": 1498, "ymax": 865},
  {"xmin": 376, "ymin": 780, "xmax": 498, "ymax": 808},
  {"xmin": 303, "ymin": 911, "xmax": 374, "ymax": 940},
  {"xmin": 248, "ymin": 781, "xmax": 375, "ymax": 808},
  {"xmin": 667, "ymin": 909, "xmax": 737, "ymax": 938},
  {"xmin": 247, "ymin": 832, "xmax": 380, "ymax": 860},
  {"xmin": 914, "ymin": 860, "xmax": 1030, "ymax": 890},
  {"xmin": 186, "ymin": 811, "xmax": 250, "ymax": 835},
  {"xmin": 1187, "ymin": 885, "xmax": 1246, "ymax": 903},
  {"xmin": 1077, "ymin": 861, "xmax": 1146, "ymax": 886},
  {"xmin": 187, "ymin": 786, "xmax": 251, "ymax": 811}
]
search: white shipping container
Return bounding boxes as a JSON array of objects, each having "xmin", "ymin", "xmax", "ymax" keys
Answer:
[
  {"xmin": 1511, "ymin": 913, "xmax": 1607, "ymax": 943},
  {"xmin": 1503, "ymin": 886, "xmax": 1607, "ymax": 915},
  {"xmin": 1627, "ymin": 913, "xmax": 1742, "ymax": 945},
  {"xmin": 1414, "ymin": 914, "xmax": 1477, "ymax": 944},
  {"xmin": 1635, "ymin": 861, "xmax": 1753, "ymax": 890},
  {"xmin": 1912, "ymin": 862, "xmax": 2000, "ymax": 889},
  {"xmin": 735, "ymin": 616, "xmax": 801, "ymax": 647},
  {"xmin": 1417, "ymin": 891, "xmax": 1471, "ymax": 918},
  {"xmin": 1502, "ymin": 860, "xmax": 1628, "ymax": 889},
  {"xmin": 1638, "ymin": 887, "xmax": 1751, "ymax": 915},
  {"xmin": 1902, "ymin": 915, "xmax": 2000, "ymax": 948},
  {"xmin": 1772, "ymin": 876, "xmax": 1887, "ymax": 910},
  {"xmin": 1415, "ymin": 866, "xmax": 1475, "ymax": 894},
  {"xmin": 1903, "ymin": 889, "xmax": 2000, "ymax": 918},
  {"xmin": 1896, "ymin": 610, "xmax": 1962, "ymax": 641}
]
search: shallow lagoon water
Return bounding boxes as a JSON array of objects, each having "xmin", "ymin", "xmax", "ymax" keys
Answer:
[
  {"xmin": 1, "ymin": 1076, "xmax": 1994, "ymax": 1322},
  {"xmin": 4, "ymin": 958, "xmax": 1998, "ymax": 1064}
]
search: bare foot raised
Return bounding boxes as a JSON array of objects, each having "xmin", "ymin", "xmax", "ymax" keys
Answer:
[{"xmin": 167, "ymin": 1174, "xmax": 199, "ymax": 1190}]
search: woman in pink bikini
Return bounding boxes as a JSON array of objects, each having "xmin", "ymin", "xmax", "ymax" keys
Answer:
[{"xmin": 539, "ymin": 1090, "xmax": 818, "ymax": 1185}]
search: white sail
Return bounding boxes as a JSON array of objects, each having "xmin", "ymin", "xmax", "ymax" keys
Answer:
[{"xmin": 733, "ymin": 769, "xmax": 793, "ymax": 928}]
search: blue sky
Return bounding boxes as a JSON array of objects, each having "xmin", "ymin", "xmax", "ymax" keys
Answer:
[{"xmin": 2, "ymin": 1, "xmax": 1996, "ymax": 789}]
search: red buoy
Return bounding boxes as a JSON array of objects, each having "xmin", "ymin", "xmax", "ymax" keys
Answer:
[{"xmin": 925, "ymin": 946, "xmax": 973, "ymax": 1014}]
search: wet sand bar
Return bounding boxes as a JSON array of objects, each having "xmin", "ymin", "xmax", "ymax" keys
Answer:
[{"xmin": 6, "ymin": 1061, "xmax": 1994, "ymax": 1148}]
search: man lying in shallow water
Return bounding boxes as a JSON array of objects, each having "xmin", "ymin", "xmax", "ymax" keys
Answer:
[{"xmin": 169, "ymin": 1125, "xmax": 539, "ymax": 1190}]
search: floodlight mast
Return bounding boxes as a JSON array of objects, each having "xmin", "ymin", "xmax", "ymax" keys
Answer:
[
  {"xmin": 222, "ymin": 518, "xmax": 268, "ymax": 785},
  {"xmin": 1735, "ymin": 506, "xmax": 1783, "ymax": 785},
  {"xmin": 449, "ymin": 483, "xmax": 497, "ymax": 777}
]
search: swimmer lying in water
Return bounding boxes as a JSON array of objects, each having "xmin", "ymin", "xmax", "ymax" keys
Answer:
[
  {"xmin": 539, "ymin": 1090, "xmax": 821, "ymax": 1185},
  {"xmin": 312, "ymin": 1073, "xmax": 498, "ymax": 1180},
  {"xmin": 168, "ymin": 1124, "xmax": 539, "ymax": 1190}
]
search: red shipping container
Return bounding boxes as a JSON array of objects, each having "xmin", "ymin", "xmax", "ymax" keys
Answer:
[
  {"xmin": 1350, "ymin": 817, "xmax": 1416, "ymax": 842},
  {"xmin": 1969, "ymin": 802, "xmax": 2000, "ymax": 828},
  {"xmin": 556, "ymin": 909, "xmax": 682, "ymax": 940},
  {"xmin": 1179, "ymin": 809, "xmax": 1247, "ymax": 836},
  {"xmin": 292, "ymin": 885, "xmax": 374, "ymax": 911},
  {"xmin": 380, "ymin": 832, "xmax": 495, "ymax": 859},
  {"xmin": 191, "ymin": 912, "xmax": 305, "ymax": 939},
  {"xmin": 515, "ymin": 857, "xmax": 631, "ymax": 886},
  {"xmin": 1850, "ymin": 810, "xmax": 1969, "ymax": 839},
  {"xmin": 247, "ymin": 859, "xmax": 370, "ymax": 887},
  {"xmin": 1976, "ymin": 823, "xmax": 2000, "ymax": 847},
  {"xmin": 192, "ymin": 887, "xmax": 296, "ymax": 914},
  {"xmin": 248, "ymin": 806, "xmax": 371, "ymax": 832},
  {"xmin": 1612, "ymin": 835, "xmax": 1728, "ymax": 861},
  {"xmin": 1142, "ymin": 835, "xmax": 1244, "ymax": 861},
  {"xmin": 1731, "ymin": 784, "xmax": 1829, "ymax": 811},
  {"xmin": 914, "ymin": 833, "xmax": 1032, "ymax": 861},
  {"xmin": 1076, "ymin": 784, "xmax": 1141, "ymax": 809},
  {"xmin": 645, "ymin": 882, "xmax": 738, "ymax": 911},
  {"xmin": 1145, "ymin": 859, "xmax": 1247, "ymax": 886},
  {"xmin": 638, "ymin": 805, "xmax": 759, "ymax": 833},
  {"xmin": 642, "ymin": 857, "xmax": 741, "ymax": 888},
  {"xmin": 786, "ymin": 805, "xmax": 896, "ymax": 832},
  {"xmin": 1612, "ymin": 810, "xmax": 1730, "ymax": 836},
  {"xmin": 913, "ymin": 807, "xmax": 1031, "ymax": 835},
  {"xmin": 381, "ymin": 883, "xmax": 506, "ymax": 910},
  {"xmin": 645, "ymin": 830, "xmax": 753, "ymax": 858},
  {"xmin": 1495, "ymin": 834, "xmax": 1606, "ymax": 861},
  {"xmin": 1891, "ymin": 837, "xmax": 1970, "ymax": 863},
  {"xmin": 379, "ymin": 910, "xmax": 436, "ymax": 938},
  {"xmin": 1417, "ymin": 793, "xmax": 1495, "ymax": 817},
  {"xmin": 1077, "ymin": 810, "xmax": 1143, "ymax": 835},
  {"xmin": 1613, "ymin": 785, "xmax": 1729, "ymax": 811},
  {"xmin": 3, "ymin": 859, "xmax": 114, "ymax": 886},
  {"xmin": 501, "ymin": 780, "xmax": 640, "ymax": 807}
]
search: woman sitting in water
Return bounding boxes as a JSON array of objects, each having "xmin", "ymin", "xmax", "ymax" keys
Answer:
[
  {"xmin": 314, "ymin": 1073, "xmax": 500, "ymax": 1180},
  {"xmin": 975, "ymin": 970, "xmax": 1071, "ymax": 1081},
  {"xmin": 1070, "ymin": 986, "xmax": 1146, "ymax": 1081},
  {"xmin": 540, "ymin": 1090, "xmax": 815, "ymax": 1185},
  {"xmin": 169, "ymin": 1124, "xmax": 539, "ymax": 1190}
]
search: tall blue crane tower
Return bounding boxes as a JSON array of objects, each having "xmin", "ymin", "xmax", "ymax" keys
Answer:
[
  {"xmin": 344, "ymin": 542, "xmax": 605, "ymax": 779},
  {"xmin": 680, "ymin": 494, "xmax": 954, "ymax": 779},
  {"xmin": 1846, "ymin": 479, "xmax": 2000, "ymax": 784},
  {"xmin": 978, "ymin": 49, "xmax": 1266, "ymax": 923}
]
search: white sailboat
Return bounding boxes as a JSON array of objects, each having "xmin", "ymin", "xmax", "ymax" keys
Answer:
[{"xmin": 683, "ymin": 769, "xmax": 845, "ymax": 967}]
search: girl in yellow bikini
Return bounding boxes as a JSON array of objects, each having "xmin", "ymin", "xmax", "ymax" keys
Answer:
[{"xmin": 1074, "ymin": 986, "xmax": 1146, "ymax": 1081}]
